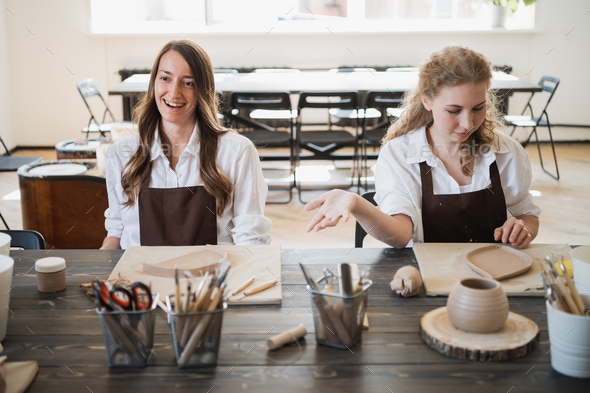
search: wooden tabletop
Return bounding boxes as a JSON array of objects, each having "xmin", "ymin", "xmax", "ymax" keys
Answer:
[
  {"xmin": 108, "ymin": 70, "xmax": 542, "ymax": 98},
  {"xmin": 3, "ymin": 248, "xmax": 582, "ymax": 392}
]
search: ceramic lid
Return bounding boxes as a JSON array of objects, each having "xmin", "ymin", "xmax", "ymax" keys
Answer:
[{"xmin": 35, "ymin": 257, "xmax": 66, "ymax": 273}]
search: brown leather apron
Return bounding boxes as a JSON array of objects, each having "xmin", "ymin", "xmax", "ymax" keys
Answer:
[
  {"xmin": 138, "ymin": 183, "xmax": 217, "ymax": 246},
  {"xmin": 420, "ymin": 160, "xmax": 507, "ymax": 243}
]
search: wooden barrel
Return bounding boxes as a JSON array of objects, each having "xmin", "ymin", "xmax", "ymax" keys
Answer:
[
  {"xmin": 55, "ymin": 139, "xmax": 105, "ymax": 160},
  {"xmin": 17, "ymin": 160, "xmax": 108, "ymax": 249}
]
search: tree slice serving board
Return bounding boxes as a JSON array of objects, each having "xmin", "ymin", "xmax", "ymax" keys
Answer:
[{"xmin": 420, "ymin": 307, "xmax": 539, "ymax": 362}]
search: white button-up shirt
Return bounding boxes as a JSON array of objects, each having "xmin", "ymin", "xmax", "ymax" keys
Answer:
[
  {"xmin": 375, "ymin": 126, "xmax": 541, "ymax": 244},
  {"xmin": 104, "ymin": 125, "xmax": 272, "ymax": 248}
]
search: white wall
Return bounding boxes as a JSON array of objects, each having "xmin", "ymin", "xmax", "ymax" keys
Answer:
[
  {"xmin": 0, "ymin": 0, "xmax": 13, "ymax": 150},
  {"xmin": 2, "ymin": 0, "xmax": 589, "ymax": 149}
]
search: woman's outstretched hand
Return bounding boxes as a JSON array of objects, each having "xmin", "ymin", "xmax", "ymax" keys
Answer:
[{"xmin": 305, "ymin": 190, "xmax": 358, "ymax": 232}]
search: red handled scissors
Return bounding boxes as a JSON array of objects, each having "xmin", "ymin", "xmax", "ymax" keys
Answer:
[
  {"xmin": 109, "ymin": 282, "xmax": 153, "ymax": 311},
  {"xmin": 93, "ymin": 279, "xmax": 114, "ymax": 311}
]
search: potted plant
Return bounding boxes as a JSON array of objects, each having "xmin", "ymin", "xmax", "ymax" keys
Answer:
[{"xmin": 488, "ymin": 0, "xmax": 537, "ymax": 28}]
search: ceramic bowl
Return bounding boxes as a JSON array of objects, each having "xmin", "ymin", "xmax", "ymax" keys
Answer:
[
  {"xmin": 446, "ymin": 277, "xmax": 509, "ymax": 334},
  {"xmin": 0, "ymin": 232, "xmax": 11, "ymax": 256}
]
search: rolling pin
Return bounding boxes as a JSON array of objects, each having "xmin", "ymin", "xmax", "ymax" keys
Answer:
[{"xmin": 267, "ymin": 325, "xmax": 308, "ymax": 350}]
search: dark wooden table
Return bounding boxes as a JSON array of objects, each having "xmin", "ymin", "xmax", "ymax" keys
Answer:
[{"xmin": 3, "ymin": 248, "xmax": 583, "ymax": 392}]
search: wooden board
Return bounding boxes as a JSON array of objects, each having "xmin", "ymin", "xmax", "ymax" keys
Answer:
[
  {"xmin": 413, "ymin": 243, "xmax": 571, "ymax": 297},
  {"xmin": 420, "ymin": 307, "xmax": 539, "ymax": 362},
  {"xmin": 108, "ymin": 245, "xmax": 282, "ymax": 306}
]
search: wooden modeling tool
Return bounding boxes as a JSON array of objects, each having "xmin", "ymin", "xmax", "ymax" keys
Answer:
[
  {"xmin": 558, "ymin": 260, "xmax": 586, "ymax": 315},
  {"xmin": 231, "ymin": 275, "xmax": 256, "ymax": 296},
  {"xmin": 235, "ymin": 278, "xmax": 278, "ymax": 300},
  {"xmin": 339, "ymin": 263, "xmax": 357, "ymax": 334}
]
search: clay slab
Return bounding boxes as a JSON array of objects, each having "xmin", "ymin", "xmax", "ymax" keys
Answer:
[{"xmin": 465, "ymin": 245, "xmax": 532, "ymax": 280}]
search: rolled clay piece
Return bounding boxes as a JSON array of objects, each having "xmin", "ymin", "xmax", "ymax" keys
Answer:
[
  {"xmin": 390, "ymin": 266, "xmax": 422, "ymax": 297},
  {"xmin": 267, "ymin": 325, "xmax": 308, "ymax": 350}
]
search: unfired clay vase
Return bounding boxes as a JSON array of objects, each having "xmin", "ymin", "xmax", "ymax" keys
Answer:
[{"xmin": 446, "ymin": 277, "xmax": 509, "ymax": 334}]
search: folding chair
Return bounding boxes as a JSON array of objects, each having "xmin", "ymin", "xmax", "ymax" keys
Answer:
[
  {"xmin": 354, "ymin": 191, "xmax": 376, "ymax": 248},
  {"xmin": 504, "ymin": 76, "xmax": 560, "ymax": 180},
  {"xmin": 295, "ymin": 91, "xmax": 361, "ymax": 203},
  {"xmin": 327, "ymin": 68, "xmax": 379, "ymax": 127},
  {"xmin": 76, "ymin": 78, "xmax": 134, "ymax": 139},
  {"xmin": 0, "ymin": 230, "xmax": 46, "ymax": 250},
  {"xmin": 360, "ymin": 91, "xmax": 405, "ymax": 189},
  {"xmin": 0, "ymin": 211, "xmax": 9, "ymax": 229},
  {"xmin": 0, "ymin": 136, "xmax": 42, "ymax": 172},
  {"xmin": 228, "ymin": 92, "xmax": 295, "ymax": 203}
]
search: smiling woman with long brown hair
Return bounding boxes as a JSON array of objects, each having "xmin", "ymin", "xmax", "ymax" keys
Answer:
[{"xmin": 101, "ymin": 40, "xmax": 271, "ymax": 249}]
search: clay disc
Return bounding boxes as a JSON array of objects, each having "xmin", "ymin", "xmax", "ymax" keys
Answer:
[
  {"xmin": 142, "ymin": 248, "xmax": 227, "ymax": 278},
  {"xmin": 420, "ymin": 307, "xmax": 539, "ymax": 362},
  {"xmin": 465, "ymin": 245, "xmax": 532, "ymax": 280}
]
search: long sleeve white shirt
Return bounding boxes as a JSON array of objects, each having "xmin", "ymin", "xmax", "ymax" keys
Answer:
[
  {"xmin": 104, "ymin": 125, "xmax": 272, "ymax": 248},
  {"xmin": 374, "ymin": 126, "xmax": 541, "ymax": 244}
]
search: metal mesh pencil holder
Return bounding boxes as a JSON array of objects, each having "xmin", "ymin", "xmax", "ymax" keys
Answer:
[
  {"xmin": 168, "ymin": 302, "xmax": 227, "ymax": 369},
  {"xmin": 96, "ymin": 293, "xmax": 159, "ymax": 367},
  {"xmin": 309, "ymin": 280, "xmax": 372, "ymax": 349}
]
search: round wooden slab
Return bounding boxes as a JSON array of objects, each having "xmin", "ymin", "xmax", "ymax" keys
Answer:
[{"xmin": 420, "ymin": 307, "xmax": 539, "ymax": 362}]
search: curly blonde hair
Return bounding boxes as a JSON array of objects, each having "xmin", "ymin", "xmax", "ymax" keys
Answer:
[{"xmin": 383, "ymin": 46, "xmax": 501, "ymax": 175}]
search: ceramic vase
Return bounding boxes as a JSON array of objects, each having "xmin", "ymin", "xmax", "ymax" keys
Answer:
[
  {"xmin": 446, "ymin": 277, "xmax": 508, "ymax": 334},
  {"xmin": 491, "ymin": 5, "xmax": 507, "ymax": 28}
]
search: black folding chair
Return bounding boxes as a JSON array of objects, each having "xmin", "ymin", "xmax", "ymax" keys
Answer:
[
  {"xmin": 0, "ymin": 137, "xmax": 42, "ymax": 172},
  {"xmin": 354, "ymin": 191, "xmax": 376, "ymax": 248},
  {"xmin": 504, "ymin": 76, "xmax": 561, "ymax": 180},
  {"xmin": 77, "ymin": 78, "xmax": 134, "ymax": 139},
  {"xmin": 0, "ymin": 229, "xmax": 46, "ymax": 250},
  {"xmin": 360, "ymin": 91, "xmax": 405, "ymax": 189},
  {"xmin": 228, "ymin": 92, "xmax": 295, "ymax": 203},
  {"xmin": 327, "ymin": 68, "xmax": 379, "ymax": 128},
  {"xmin": 295, "ymin": 91, "xmax": 361, "ymax": 203}
]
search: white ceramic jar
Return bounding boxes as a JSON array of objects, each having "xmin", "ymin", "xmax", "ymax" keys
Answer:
[{"xmin": 35, "ymin": 257, "xmax": 66, "ymax": 292}]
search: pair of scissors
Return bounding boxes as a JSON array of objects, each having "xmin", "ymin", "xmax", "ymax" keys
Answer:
[
  {"xmin": 109, "ymin": 282, "xmax": 153, "ymax": 311},
  {"xmin": 93, "ymin": 279, "xmax": 114, "ymax": 311}
]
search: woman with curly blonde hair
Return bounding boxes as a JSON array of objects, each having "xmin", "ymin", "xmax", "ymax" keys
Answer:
[
  {"xmin": 101, "ymin": 40, "xmax": 271, "ymax": 249},
  {"xmin": 306, "ymin": 46, "xmax": 540, "ymax": 249}
]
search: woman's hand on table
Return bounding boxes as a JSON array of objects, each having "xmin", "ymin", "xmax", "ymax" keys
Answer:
[
  {"xmin": 100, "ymin": 236, "xmax": 121, "ymax": 250},
  {"xmin": 494, "ymin": 216, "xmax": 539, "ymax": 249},
  {"xmin": 305, "ymin": 190, "xmax": 359, "ymax": 232}
]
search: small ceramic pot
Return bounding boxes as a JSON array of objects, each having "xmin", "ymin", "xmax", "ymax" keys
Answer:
[{"xmin": 446, "ymin": 277, "xmax": 508, "ymax": 334}]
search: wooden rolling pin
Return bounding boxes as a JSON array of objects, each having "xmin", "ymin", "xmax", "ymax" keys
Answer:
[{"xmin": 267, "ymin": 325, "xmax": 308, "ymax": 350}]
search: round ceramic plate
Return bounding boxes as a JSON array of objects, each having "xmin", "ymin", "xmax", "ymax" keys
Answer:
[
  {"xmin": 465, "ymin": 245, "xmax": 532, "ymax": 281},
  {"xmin": 28, "ymin": 163, "xmax": 88, "ymax": 177}
]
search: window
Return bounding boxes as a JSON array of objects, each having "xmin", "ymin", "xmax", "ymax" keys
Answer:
[{"xmin": 90, "ymin": 0, "xmax": 536, "ymax": 34}]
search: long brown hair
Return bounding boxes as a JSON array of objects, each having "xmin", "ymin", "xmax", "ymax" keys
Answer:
[
  {"xmin": 383, "ymin": 46, "xmax": 501, "ymax": 175},
  {"xmin": 121, "ymin": 40, "xmax": 233, "ymax": 215}
]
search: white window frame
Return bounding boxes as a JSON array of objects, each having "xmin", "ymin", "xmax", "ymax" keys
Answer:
[{"xmin": 89, "ymin": 0, "xmax": 537, "ymax": 35}]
